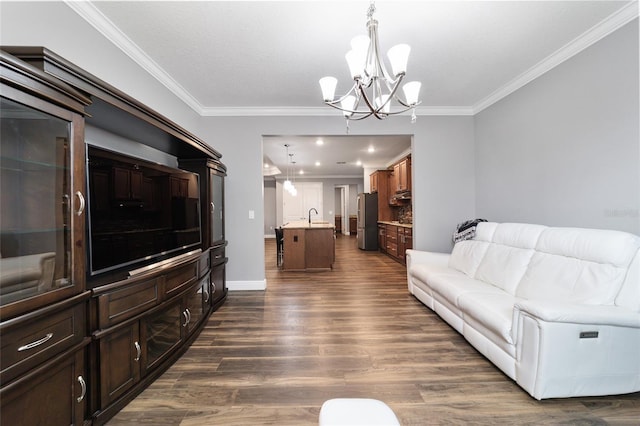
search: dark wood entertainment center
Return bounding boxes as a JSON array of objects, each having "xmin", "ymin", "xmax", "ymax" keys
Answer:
[{"xmin": 0, "ymin": 47, "xmax": 227, "ymax": 425}]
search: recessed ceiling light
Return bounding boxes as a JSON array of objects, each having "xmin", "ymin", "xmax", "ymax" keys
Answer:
[
  {"xmin": 299, "ymin": 170, "xmax": 304, "ymax": 175},
  {"xmin": 264, "ymin": 163, "xmax": 269, "ymax": 168},
  {"xmin": 356, "ymin": 160, "xmax": 362, "ymax": 166},
  {"xmin": 315, "ymin": 161, "xmax": 321, "ymax": 166},
  {"xmin": 316, "ymin": 139, "xmax": 324, "ymax": 146},
  {"xmin": 368, "ymin": 146, "xmax": 375, "ymax": 153}
]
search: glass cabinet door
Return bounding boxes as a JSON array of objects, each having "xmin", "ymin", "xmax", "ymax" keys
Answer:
[
  {"xmin": 0, "ymin": 96, "xmax": 83, "ymax": 312},
  {"xmin": 210, "ymin": 171, "xmax": 224, "ymax": 245}
]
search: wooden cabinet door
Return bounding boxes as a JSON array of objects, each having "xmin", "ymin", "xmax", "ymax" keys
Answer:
[
  {"xmin": 210, "ymin": 260, "xmax": 226, "ymax": 307},
  {"xmin": 184, "ymin": 277, "xmax": 207, "ymax": 335},
  {"xmin": 99, "ymin": 323, "xmax": 140, "ymax": 407},
  {"xmin": 370, "ymin": 172, "xmax": 378, "ymax": 193},
  {"xmin": 141, "ymin": 302, "xmax": 182, "ymax": 374},
  {"xmin": 392, "ymin": 164, "xmax": 400, "ymax": 192},
  {"xmin": 378, "ymin": 225, "xmax": 387, "ymax": 254},
  {"xmin": 0, "ymin": 94, "xmax": 86, "ymax": 320},
  {"xmin": 397, "ymin": 228, "xmax": 405, "ymax": 262},
  {"xmin": 1, "ymin": 347, "xmax": 86, "ymax": 426}
]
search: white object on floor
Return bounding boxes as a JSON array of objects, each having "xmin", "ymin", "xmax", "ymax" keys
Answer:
[{"xmin": 319, "ymin": 398, "xmax": 400, "ymax": 426}]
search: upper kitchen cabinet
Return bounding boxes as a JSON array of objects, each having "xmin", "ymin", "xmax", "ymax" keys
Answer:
[
  {"xmin": 393, "ymin": 156, "xmax": 411, "ymax": 193},
  {"xmin": 0, "ymin": 51, "xmax": 90, "ymax": 319}
]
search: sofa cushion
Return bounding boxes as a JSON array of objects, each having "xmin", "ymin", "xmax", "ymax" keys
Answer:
[
  {"xmin": 459, "ymin": 292, "xmax": 520, "ymax": 357},
  {"xmin": 516, "ymin": 227, "xmax": 640, "ymax": 304},
  {"xmin": 472, "ymin": 223, "xmax": 546, "ymax": 295},
  {"xmin": 429, "ymin": 273, "xmax": 502, "ymax": 308},
  {"xmin": 474, "ymin": 245, "xmax": 535, "ymax": 295},
  {"xmin": 474, "ymin": 222, "xmax": 498, "ymax": 242},
  {"xmin": 410, "ymin": 263, "xmax": 461, "ymax": 288},
  {"xmin": 491, "ymin": 223, "xmax": 547, "ymax": 248},
  {"xmin": 449, "ymin": 240, "xmax": 490, "ymax": 277}
]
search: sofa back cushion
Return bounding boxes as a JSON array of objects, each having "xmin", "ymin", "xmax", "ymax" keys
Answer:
[
  {"xmin": 474, "ymin": 223, "xmax": 546, "ymax": 295},
  {"xmin": 449, "ymin": 240, "xmax": 490, "ymax": 277},
  {"xmin": 516, "ymin": 227, "xmax": 640, "ymax": 304}
]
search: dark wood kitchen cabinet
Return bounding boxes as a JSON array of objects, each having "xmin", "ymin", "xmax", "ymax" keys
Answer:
[
  {"xmin": 1, "ymin": 50, "xmax": 91, "ymax": 426},
  {"xmin": 380, "ymin": 223, "xmax": 413, "ymax": 265},
  {"xmin": 393, "ymin": 156, "xmax": 411, "ymax": 193},
  {"xmin": 92, "ymin": 254, "xmax": 209, "ymax": 423},
  {"xmin": 180, "ymin": 158, "xmax": 228, "ymax": 310},
  {"xmin": 2, "ymin": 47, "xmax": 227, "ymax": 425},
  {"xmin": 369, "ymin": 170, "xmax": 393, "ymax": 221},
  {"xmin": 113, "ymin": 166, "xmax": 143, "ymax": 200}
]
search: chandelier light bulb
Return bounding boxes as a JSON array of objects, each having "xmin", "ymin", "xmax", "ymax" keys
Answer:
[
  {"xmin": 341, "ymin": 95, "xmax": 356, "ymax": 117},
  {"xmin": 319, "ymin": 76, "xmax": 338, "ymax": 101},
  {"xmin": 403, "ymin": 81, "xmax": 422, "ymax": 105},
  {"xmin": 387, "ymin": 44, "xmax": 411, "ymax": 77}
]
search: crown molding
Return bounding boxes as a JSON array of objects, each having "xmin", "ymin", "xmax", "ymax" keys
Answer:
[
  {"xmin": 472, "ymin": 1, "xmax": 639, "ymax": 114},
  {"xmin": 199, "ymin": 105, "xmax": 475, "ymax": 117},
  {"xmin": 64, "ymin": 0, "xmax": 205, "ymax": 113},
  {"xmin": 69, "ymin": 1, "xmax": 638, "ymax": 118}
]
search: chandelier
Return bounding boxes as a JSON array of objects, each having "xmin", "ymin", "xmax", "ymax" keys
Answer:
[
  {"xmin": 319, "ymin": 2, "xmax": 422, "ymax": 124},
  {"xmin": 283, "ymin": 144, "xmax": 297, "ymax": 196}
]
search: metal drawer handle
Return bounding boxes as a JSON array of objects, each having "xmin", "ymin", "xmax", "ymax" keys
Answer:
[
  {"xmin": 77, "ymin": 375, "xmax": 87, "ymax": 403},
  {"xmin": 214, "ymin": 254, "xmax": 222, "ymax": 259},
  {"xmin": 182, "ymin": 310, "xmax": 189, "ymax": 327},
  {"xmin": 18, "ymin": 333, "xmax": 53, "ymax": 352},
  {"xmin": 211, "ymin": 281, "xmax": 216, "ymax": 293},
  {"xmin": 134, "ymin": 341, "xmax": 141, "ymax": 362},
  {"xmin": 203, "ymin": 287, "xmax": 210, "ymax": 303},
  {"xmin": 75, "ymin": 191, "xmax": 85, "ymax": 216},
  {"xmin": 186, "ymin": 308, "xmax": 192, "ymax": 324}
]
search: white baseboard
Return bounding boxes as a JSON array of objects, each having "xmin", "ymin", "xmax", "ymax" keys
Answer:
[{"xmin": 228, "ymin": 279, "xmax": 267, "ymax": 291}]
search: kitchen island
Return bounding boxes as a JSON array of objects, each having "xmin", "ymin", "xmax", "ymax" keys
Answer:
[{"xmin": 281, "ymin": 221, "xmax": 335, "ymax": 271}]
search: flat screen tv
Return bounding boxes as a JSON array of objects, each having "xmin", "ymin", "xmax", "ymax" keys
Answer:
[{"xmin": 86, "ymin": 145, "xmax": 201, "ymax": 280}]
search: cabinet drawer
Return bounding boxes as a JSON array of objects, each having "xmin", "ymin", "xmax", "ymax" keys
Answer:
[
  {"xmin": 97, "ymin": 278, "xmax": 159, "ymax": 329},
  {"xmin": 163, "ymin": 261, "xmax": 198, "ymax": 299},
  {"xmin": 386, "ymin": 242, "xmax": 398, "ymax": 257},
  {"xmin": 386, "ymin": 226, "xmax": 398, "ymax": 242},
  {"xmin": 210, "ymin": 245, "xmax": 226, "ymax": 266},
  {"xmin": 1, "ymin": 302, "xmax": 85, "ymax": 385}
]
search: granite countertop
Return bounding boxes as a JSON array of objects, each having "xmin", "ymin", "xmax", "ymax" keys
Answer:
[
  {"xmin": 378, "ymin": 221, "xmax": 413, "ymax": 228},
  {"xmin": 282, "ymin": 220, "xmax": 335, "ymax": 229}
]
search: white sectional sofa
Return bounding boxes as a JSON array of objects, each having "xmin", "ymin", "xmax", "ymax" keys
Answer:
[{"xmin": 406, "ymin": 222, "xmax": 640, "ymax": 400}]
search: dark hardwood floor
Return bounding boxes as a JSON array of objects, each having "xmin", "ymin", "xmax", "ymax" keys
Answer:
[{"xmin": 108, "ymin": 234, "xmax": 640, "ymax": 425}]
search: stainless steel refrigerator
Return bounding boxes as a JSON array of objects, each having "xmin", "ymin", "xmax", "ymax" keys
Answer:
[{"xmin": 357, "ymin": 192, "xmax": 378, "ymax": 250}]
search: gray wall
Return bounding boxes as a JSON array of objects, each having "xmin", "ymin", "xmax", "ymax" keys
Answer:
[
  {"xmin": 10, "ymin": 3, "xmax": 636, "ymax": 291},
  {"xmin": 475, "ymin": 19, "xmax": 639, "ymax": 235}
]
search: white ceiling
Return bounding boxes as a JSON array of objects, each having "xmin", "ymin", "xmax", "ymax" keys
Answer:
[{"xmin": 71, "ymin": 1, "xmax": 637, "ymax": 177}]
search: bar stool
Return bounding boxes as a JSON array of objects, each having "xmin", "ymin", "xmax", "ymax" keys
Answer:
[{"xmin": 275, "ymin": 227, "xmax": 284, "ymax": 267}]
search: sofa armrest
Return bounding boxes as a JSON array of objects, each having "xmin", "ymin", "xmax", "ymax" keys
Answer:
[
  {"xmin": 515, "ymin": 299, "xmax": 640, "ymax": 399},
  {"xmin": 405, "ymin": 249, "xmax": 450, "ymax": 270},
  {"xmin": 514, "ymin": 300, "xmax": 640, "ymax": 328}
]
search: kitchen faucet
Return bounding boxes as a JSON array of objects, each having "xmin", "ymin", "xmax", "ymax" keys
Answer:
[{"xmin": 308, "ymin": 208, "xmax": 318, "ymax": 225}]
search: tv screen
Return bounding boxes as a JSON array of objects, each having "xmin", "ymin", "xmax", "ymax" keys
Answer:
[{"xmin": 87, "ymin": 145, "xmax": 201, "ymax": 278}]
